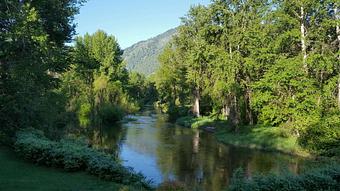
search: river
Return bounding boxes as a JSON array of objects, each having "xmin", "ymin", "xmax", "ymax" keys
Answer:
[{"xmin": 88, "ymin": 109, "xmax": 308, "ymax": 191}]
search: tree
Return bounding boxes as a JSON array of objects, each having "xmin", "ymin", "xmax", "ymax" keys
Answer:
[
  {"xmin": 61, "ymin": 30, "xmax": 136, "ymax": 128},
  {"xmin": 0, "ymin": 0, "xmax": 83, "ymax": 134},
  {"xmin": 156, "ymin": 44, "xmax": 189, "ymax": 117}
]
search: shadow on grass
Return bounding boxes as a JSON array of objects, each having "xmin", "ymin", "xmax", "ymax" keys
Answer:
[
  {"xmin": 0, "ymin": 146, "xmax": 130, "ymax": 191},
  {"xmin": 175, "ymin": 115, "xmax": 309, "ymax": 156},
  {"xmin": 215, "ymin": 126, "xmax": 309, "ymax": 156}
]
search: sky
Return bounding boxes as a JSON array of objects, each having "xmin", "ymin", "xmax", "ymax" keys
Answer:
[{"xmin": 74, "ymin": 0, "xmax": 211, "ymax": 49}]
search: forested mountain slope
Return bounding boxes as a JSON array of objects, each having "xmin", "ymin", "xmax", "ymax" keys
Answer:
[{"xmin": 122, "ymin": 28, "xmax": 177, "ymax": 75}]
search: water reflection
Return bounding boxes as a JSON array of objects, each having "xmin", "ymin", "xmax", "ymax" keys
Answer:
[{"xmin": 89, "ymin": 110, "xmax": 306, "ymax": 191}]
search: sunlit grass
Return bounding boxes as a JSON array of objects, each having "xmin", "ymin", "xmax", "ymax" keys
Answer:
[
  {"xmin": 176, "ymin": 116, "xmax": 228, "ymax": 129},
  {"xmin": 216, "ymin": 125, "xmax": 309, "ymax": 157}
]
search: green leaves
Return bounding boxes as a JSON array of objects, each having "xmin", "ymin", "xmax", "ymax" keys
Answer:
[
  {"xmin": 14, "ymin": 129, "xmax": 152, "ymax": 189},
  {"xmin": 0, "ymin": 0, "xmax": 83, "ymax": 133},
  {"xmin": 60, "ymin": 30, "xmax": 141, "ymax": 128},
  {"xmin": 228, "ymin": 164, "xmax": 340, "ymax": 191},
  {"xmin": 155, "ymin": 0, "xmax": 339, "ymax": 148}
]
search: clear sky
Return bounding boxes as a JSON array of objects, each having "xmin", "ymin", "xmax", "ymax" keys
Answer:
[{"xmin": 74, "ymin": 0, "xmax": 211, "ymax": 48}]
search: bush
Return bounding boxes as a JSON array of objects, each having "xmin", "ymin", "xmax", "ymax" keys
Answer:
[
  {"xmin": 0, "ymin": 130, "xmax": 9, "ymax": 145},
  {"xmin": 299, "ymin": 115, "xmax": 340, "ymax": 157},
  {"xmin": 156, "ymin": 181, "xmax": 188, "ymax": 191},
  {"xmin": 14, "ymin": 129, "xmax": 152, "ymax": 189},
  {"xmin": 227, "ymin": 165, "xmax": 340, "ymax": 191},
  {"xmin": 99, "ymin": 104, "xmax": 125, "ymax": 124},
  {"xmin": 78, "ymin": 103, "xmax": 92, "ymax": 127},
  {"xmin": 167, "ymin": 105, "xmax": 189, "ymax": 121}
]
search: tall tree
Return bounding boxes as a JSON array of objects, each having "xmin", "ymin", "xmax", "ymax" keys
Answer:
[
  {"xmin": 0, "ymin": 0, "xmax": 83, "ymax": 133},
  {"xmin": 61, "ymin": 30, "xmax": 134, "ymax": 128}
]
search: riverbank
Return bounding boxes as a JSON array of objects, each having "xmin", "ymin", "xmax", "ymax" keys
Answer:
[
  {"xmin": 8, "ymin": 129, "xmax": 152, "ymax": 190},
  {"xmin": 0, "ymin": 146, "xmax": 132, "ymax": 191},
  {"xmin": 176, "ymin": 116, "xmax": 310, "ymax": 157},
  {"xmin": 215, "ymin": 126, "xmax": 310, "ymax": 157}
]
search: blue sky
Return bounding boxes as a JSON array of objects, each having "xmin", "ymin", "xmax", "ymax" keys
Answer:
[{"xmin": 74, "ymin": 0, "xmax": 210, "ymax": 48}]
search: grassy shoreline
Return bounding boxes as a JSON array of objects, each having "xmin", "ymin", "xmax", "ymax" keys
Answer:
[
  {"xmin": 215, "ymin": 126, "xmax": 310, "ymax": 157},
  {"xmin": 176, "ymin": 116, "xmax": 310, "ymax": 157}
]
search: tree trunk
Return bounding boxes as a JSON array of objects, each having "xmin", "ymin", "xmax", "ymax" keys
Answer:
[
  {"xmin": 335, "ymin": 5, "xmax": 340, "ymax": 108},
  {"xmin": 245, "ymin": 76, "xmax": 254, "ymax": 125},
  {"xmin": 229, "ymin": 95, "xmax": 240, "ymax": 130},
  {"xmin": 245, "ymin": 90, "xmax": 254, "ymax": 125},
  {"xmin": 337, "ymin": 81, "xmax": 340, "ymax": 109},
  {"xmin": 193, "ymin": 89, "xmax": 200, "ymax": 117},
  {"xmin": 172, "ymin": 84, "xmax": 177, "ymax": 107},
  {"xmin": 222, "ymin": 101, "xmax": 230, "ymax": 120},
  {"xmin": 300, "ymin": 6, "xmax": 308, "ymax": 72}
]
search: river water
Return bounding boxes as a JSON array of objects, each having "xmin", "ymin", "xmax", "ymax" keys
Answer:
[{"xmin": 88, "ymin": 110, "xmax": 308, "ymax": 191}]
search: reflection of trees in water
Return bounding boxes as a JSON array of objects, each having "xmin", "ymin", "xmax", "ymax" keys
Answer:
[
  {"xmin": 154, "ymin": 123, "xmax": 306, "ymax": 191},
  {"xmin": 72, "ymin": 111, "xmax": 307, "ymax": 191},
  {"xmin": 62, "ymin": 118, "xmax": 127, "ymax": 158},
  {"xmin": 155, "ymin": 127, "xmax": 229, "ymax": 191},
  {"xmin": 88, "ymin": 123, "xmax": 127, "ymax": 157}
]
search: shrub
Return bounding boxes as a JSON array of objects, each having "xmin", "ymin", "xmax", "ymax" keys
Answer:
[
  {"xmin": 99, "ymin": 104, "xmax": 125, "ymax": 124},
  {"xmin": 156, "ymin": 181, "xmax": 188, "ymax": 191},
  {"xmin": 227, "ymin": 165, "xmax": 340, "ymax": 191},
  {"xmin": 78, "ymin": 103, "xmax": 92, "ymax": 127},
  {"xmin": 167, "ymin": 105, "xmax": 189, "ymax": 121},
  {"xmin": 299, "ymin": 115, "xmax": 340, "ymax": 157},
  {"xmin": 14, "ymin": 129, "xmax": 152, "ymax": 189},
  {"xmin": 0, "ymin": 130, "xmax": 10, "ymax": 145}
]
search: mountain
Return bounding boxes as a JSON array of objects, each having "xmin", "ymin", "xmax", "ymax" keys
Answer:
[{"xmin": 122, "ymin": 28, "xmax": 177, "ymax": 76}]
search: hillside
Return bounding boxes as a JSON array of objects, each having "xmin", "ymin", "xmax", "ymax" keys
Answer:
[{"xmin": 122, "ymin": 28, "xmax": 177, "ymax": 76}]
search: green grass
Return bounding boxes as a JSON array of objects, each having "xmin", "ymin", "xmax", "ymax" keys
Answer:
[
  {"xmin": 176, "ymin": 116, "xmax": 228, "ymax": 129},
  {"xmin": 0, "ymin": 146, "xmax": 136, "ymax": 191},
  {"xmin": 176, "ymin": 115, "xmax": 310, "ymax": 156},
  {"xmin": 215, "ymin": 125, "xmax": 310, "ymax": 157}
]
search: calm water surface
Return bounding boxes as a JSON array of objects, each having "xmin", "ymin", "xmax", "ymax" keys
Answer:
[{"xmin": 89, "ymin": 110, "xmax": 308, "ymax": 191}]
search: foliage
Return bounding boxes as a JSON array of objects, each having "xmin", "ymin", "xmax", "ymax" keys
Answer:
[
  {"xmin": 0, "ymin": 146, "xmax": 142, "ymax": 191},
  {"xmin": 155, "ymin": 0, "xmax": 340, "ymax": 155},
  {"xmin": 14, "ymin": 129, "xmax": 152, "ymax": 189},
  {"xmin": 0, "ymin": 0, "xmax": 84, "ymax": 135},
  {"xmin": 60, "ymin": 30, "xmax": 139, "ymax": 129},
  {"xmin": 127, "ymin": 72, "xmax": 158, "ymax": 106},
  {"xmin": 299, "ymin": 114, "xmax": 340, "ymax": 157},
  {"xmin": 98, "ymin": 104, "xmax": 125, "ymax": 124},
  {"xmin": 227, "ymin": 164, "xmax": 340, "ymax": 191},
  {"xmin": 252, "ymin": 57, "xmax": 320, "ymax": 128},
  {"xmin": 156, "ymin": 181, "xmax": 188, "ymax": 191},
  {"xmin": 78, "ymin": 102, "xmax": 92, "ymax": 127}
]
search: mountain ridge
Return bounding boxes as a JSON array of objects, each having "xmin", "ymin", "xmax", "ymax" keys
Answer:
[{"xmin": 122, "ymin": 28, "xmax": 177, "ymax": 76}]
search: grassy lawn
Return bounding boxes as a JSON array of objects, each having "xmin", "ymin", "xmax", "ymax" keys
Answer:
[
  {"xmin": 215, "ymin": 125, "xmax": 310, "ymax": 157},
  {"xmin": 0, "ymin": 146, "xmax": 132, "ymax": 191}
]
